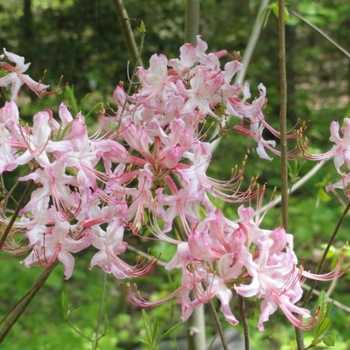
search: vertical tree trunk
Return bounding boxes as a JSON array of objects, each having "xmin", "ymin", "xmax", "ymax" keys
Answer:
[
  {"xmin": 186, "ymin": 293, "xmax": 206, "ymax": 350},
  {"xmin": 184, "ymin": 2, "xmax": 206, "ymax": 349},
  {"xmin": 184, "ymin": 0, "xmax": 200, "ymax": 44}
]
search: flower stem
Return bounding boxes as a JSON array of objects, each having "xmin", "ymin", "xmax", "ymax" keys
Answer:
[
  {"xmin": 277, "ymin": 0, "xmax": 305, "ymax": 348},
  {"xmin": 207, "ymin": 299, "xmax": 228, "ymax": 350},
  {"xmin": 238, "ymin": 295, "xmax": 250, "ymax": 350},
  {"xmin": 290, "ymin": 10, "xmax": 350, "ymax": 59},
  {"xmin": 278, "ymin": 0, "xmax": 288, "ymax": 232}
]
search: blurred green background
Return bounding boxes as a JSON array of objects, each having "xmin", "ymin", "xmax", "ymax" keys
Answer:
[{"xmin": 0, "ymin": 0, "xmax": 350, "ymax": 348}]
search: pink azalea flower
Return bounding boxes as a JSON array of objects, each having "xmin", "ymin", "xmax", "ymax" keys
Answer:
[
  {"xmin": 13, "ymin": 109, "xmax": 72, "ymax": 168},
  {"xmin": 58, "ymin": 103, "xmax": 73, "ymax": 127},
  {"xmin": 178, "ymin": 141, "xmax": 249, "ymax": 203},
  {"xmin": 323, "ymin": 119, "xmax": 350, "ymax": 172},
  {"xmin": 21, "ymin": 219, "xmax": 90, "ymax": 279},
  {"xmin": 90, "ymin": 220, "xmax": 129, "ymax": 279},
  {"xmin": 19, "ymin": 158, "xmax": 80, "ymax": 219},
  {"xmin": 0, "ymin": 49, "xmax": 49, "ymax": 101},
  {"xmin": 301, "ymin": 118, "xmax": 350, "ymax": 172},
  {"xmin": 155, "ymin": 176, "xmax": 200, "ymax": 234}
]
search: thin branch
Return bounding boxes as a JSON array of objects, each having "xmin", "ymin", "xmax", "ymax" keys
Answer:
[
  {"xmin": 278, "ymin": 0, "xmax": 288, "ymax": 231},
  {"xmin": 66, "ymin": 319, "xmax": 93, "ymax": 342},
  {"xmin": 207, "ymin": 300, "xmax": 229, "ymax": 350},
  {"xmin": 290, "ymin": 10, "xmax": 350, "ymax": 59},
  {"xmin": 111, "ymin": 0, "xmax": 143, "ymax": 67},
  {"xmin": 0, "ymin": 261, "xmax": 59, "ymax": 343},
  {"xmin": 302, "ymin": 284, "xmax": 350, "ymax": 313},
  {"xmin": 238, "ymin": 295, "xmax": 250, "ymax": 350},
  {"xmin": 278, "ymin": 0, "xmax": 304, "ymax": 348}
]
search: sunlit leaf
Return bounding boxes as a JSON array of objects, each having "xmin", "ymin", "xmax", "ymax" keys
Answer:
[
  {"xmin": 141, "ymin": 309, "xmax": 153, "ymax": 343},
  {"xmin": 323, "ymin": 334, "xmax": 336, "ymax": 346}
]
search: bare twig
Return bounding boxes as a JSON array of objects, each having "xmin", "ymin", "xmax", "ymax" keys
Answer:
[
  {"xmin": 277, "ymin": 0, "xmax": 305, "ymax": 348},
  {"xmin": 238, "ymin": 295, "xmax": 250, "ymax": 350},
  {"xmin": 207, "ymin": 300, "xmax": 229, "ymax": 350},
  {"xmin": 278, "ymin": 0, "xmax": 288, "ymax": 231},
  {"xmin": 0, "ymin": 261, "xmax": 59, "ymax": 343},
  {"xmin": 290, "ymin": 10, "xmax": 350, "ymax": 59},
  {"xmin": 302, "ymin": 284, "xmax": 350, "ymax": 313},
  {"xmin": 111, "ymin": 0, "xmax": 143, "ymax": 67}
]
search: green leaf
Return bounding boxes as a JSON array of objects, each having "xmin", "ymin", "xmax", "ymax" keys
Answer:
[
  {"xmin": 310, "ymin": 291, "xmax": 335, "ymax": 345},
  {"xmin": 323, "ymin": 334, "xmax": 336, "ymax": 346},
  {"xmin": 85, "ymin": 102, "xmax": 103, "ymax": 120},
  {"xmin": 258, "ymin": 5, "xmax": 272, "ymax": 28},
  {"xmin": 61, "ymin": 290, "xmax": 69, "ymax": 317},
  {"xmin": 151, "ymin": 318, "xmax": 159, "ymax": 346},
  {"xmin": 317, "ymin": 290, "xmax": 328, "ymax": 316},
  {"xmin": 141, "ymin": 309, "xmax": 153, "ymax": 342},
  {"xmin": 283, "ymin": 6, "xmax": 290, "ymax": 21},
  {"xmin": 80, "ymin": 93, "xmax": 90, "ymax": 114},
  {"xmin": 156, "ymin": 322, "xmax": 181, "ymax": 343},
  {"xmin": 260, "ymin": 2, "xmax": 290, "ymax": 27},
  {"xmin": 311, "ymin": 338, "xmax": 322, "ymax": 346},
  {"xmin": 0, "ymin": 68, "xmax": 9, "ymax": 79},
  {"xmin": 54, "ymin": 116, "xmax": 74, "ymax": 142},
  {"xmin": 138, "ymin": 20, "xmax": 146, "ymax": 35},
  {"xmin": 65, "ymin": 85, "xmax": 79, "ymax": 115},
  {"xmin": 317, "ymin": 188, "xmax": 331, "ymax": 203},
  {"xmin": 270, "ymin": 2, "xmax": 279, "ymax": 18},
  {"xmin": 315, "ymin": 317, "xmax": 330, "ymax": 339},
  {"xmin": 61, "ymin": 291, "xmax": 79, "ymax": 319},
  {"xmin": 138, "ymin": 338, "xmax": 152, "ymax": 347}
]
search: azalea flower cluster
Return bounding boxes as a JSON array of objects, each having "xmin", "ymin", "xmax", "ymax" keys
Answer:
[
  {"xmin": 126, "ymin": 206, "xmax": 330, "ymax": 331},
  {"xmin": 0, "ymin": 37, "xmax": 343, "ymax": 331}
]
